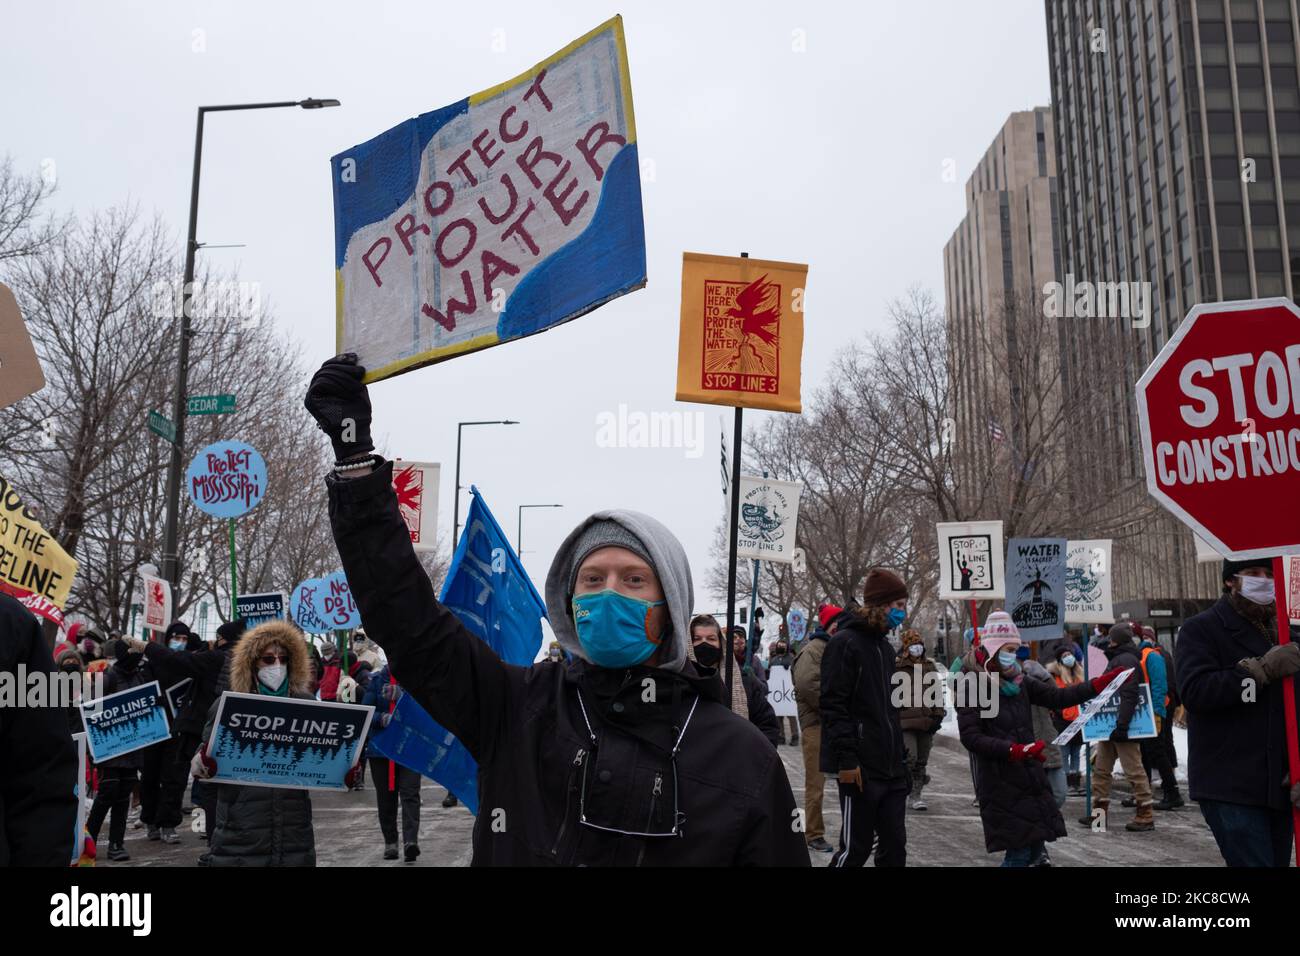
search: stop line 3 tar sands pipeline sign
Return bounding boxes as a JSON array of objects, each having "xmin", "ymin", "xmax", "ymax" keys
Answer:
[
  {"xmin": 1137, "ymin": 297, "xmax": 1300, "ymax": 559},
  {"xmin": 331, "ymin": 16, "xmax": 646, "ymax": 384}
]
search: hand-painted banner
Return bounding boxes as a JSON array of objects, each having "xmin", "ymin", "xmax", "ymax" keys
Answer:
[
  {"xmin": 290, "ymin": 578, "xmax": 332, "ymax": 634},
  {"xmin": 311, "ymin": 570, "xmax": 360, "ymax": 630},
  {"xmin": 676, "ymin": 253, "xmax": 807, "ymax": 413},
  {"xmin": 186, "ymin": 441, "xmax": 267, "ymax": 519},
  {"xmin": 735, "ymin": 476, "xmax": 803, "ymax": 563},
  {"xmin": 1064, "ymin": 539, "xmax": 1113, "ymax": 624},
  {"xmin": 368, "ymin": 692, "xmax": 480, "ymax": 813},
  {"xmin": 206, "ymin": 692, "xmax": 372, "ymax": 790},
  {"xmin": 786, "ymin": 606, "xmax": 808, "ymax": 644},
  {"xmin": 0, "ymin": 472, "xmax": 78, "ymax": 623},
  {"xmin": 235, "ymin": 591, "xmax": 287, "ymax": 629},
  {"xmin": 331, "ymin": 16, "xmax": 645, "ymax": 383},
  {"xmin": 937, "ymin": 521, "xmax": 1005, "ymax": 600},
  {"xmin": 81, "ymin": 680, "xmax": 171, "ymax": 763},
  {"xmin": 766, "ymin": 665, "xmax": 797, "ymax": 717},
  {"xmin": 1006, "ymin": 537, "xmax": 1067, "ymax": 641},
  {"xmin": 140, "ymin": 572, "xmax": 173, "ymax": 632},
  {"xmin": 1082, "ymin": 681, "xmax": 1158, "ymax": 743},
  {"xmin": 392, "ymin": 459, "xmax": 441, "ymax": 552}
]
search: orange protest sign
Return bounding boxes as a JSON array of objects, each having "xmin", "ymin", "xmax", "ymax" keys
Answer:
[{"xmin": 675, "ymin": 252, "xmax": 806, "ymax": 413}]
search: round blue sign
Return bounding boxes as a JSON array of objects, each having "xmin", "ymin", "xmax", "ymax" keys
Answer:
[
  {"xmin": 186, "ymin": 441, "xmax": 267, "ymax": 519},
  {"xmin": 290, "ymin": 578, "xmax": 331, "ymax": 634},
  {"xmin": 787, "ymin": 606, "xmax": 808, "ymax": 643},
  {"xmin": 310, "ymin": 570, "xmax": 360, "ymax": 630}
]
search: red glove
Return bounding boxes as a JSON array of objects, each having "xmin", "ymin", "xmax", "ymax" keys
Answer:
[
  {"xmin": 1008, "ymin": 740, "xmax": 1046, "ymax": 762},
  {"xmin": 1090, "ymin": 667, "xmax": 1125, "ymax": 693},
  {"xmin": 344, "ymin": 765, "xmax": 363, "ymax": 790}
]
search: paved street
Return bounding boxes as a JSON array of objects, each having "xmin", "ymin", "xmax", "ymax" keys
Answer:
[{"xmin": 105, "ymin": 732, "xmax": 1227, "ymax": 868}]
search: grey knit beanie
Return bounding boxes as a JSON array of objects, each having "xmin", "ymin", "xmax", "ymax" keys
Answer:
[{"xmin": 566, "ymin": 519, "xmax": 655, "ymax": 593}]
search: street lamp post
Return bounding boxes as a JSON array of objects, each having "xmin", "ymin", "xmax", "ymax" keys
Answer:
[
  {"xmin": 160, "ymin": 98, "xmax": 341, "ymax": 599},
  {"xmin": 518, "ymin": 504, "xmax": 563, "ymax": 556},
  {"xmin": 453, "ymin": 420, "xmax": 518, "ymax": 545}
]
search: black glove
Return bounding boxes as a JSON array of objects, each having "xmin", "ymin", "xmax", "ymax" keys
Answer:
[
  {"xmin": 304, "ymin": 353, "xmax": 374, "ymax": 461},
  {"xmin": 1110, "ymin": 727, "xmax": 1129, "ymax": 742}
]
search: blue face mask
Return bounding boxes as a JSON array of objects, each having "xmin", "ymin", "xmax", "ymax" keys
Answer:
[
  {"xmin": 572, "ymin": 589, "xmax": 666, "ymax": 668},
  {"xmin": 997, "ymin": 650, "xmax": 1018, "ymax": 668},
  {"xmin": 887, "ymin": 608, "xmax": 907, "ymax": 629}
]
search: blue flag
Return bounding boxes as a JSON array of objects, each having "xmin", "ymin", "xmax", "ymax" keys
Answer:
[{"xmin": 371, "ymin": 486, "xmax": 547, "ymax": 813}]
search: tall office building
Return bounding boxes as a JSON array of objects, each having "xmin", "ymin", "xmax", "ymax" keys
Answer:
[
  {"xmin": 1045, "ymin": 0, "xmax": 1300, "ymax": 627},
  {"xmin": 943, "ymin": 107, "xmax": 1061, "ymax": 506}
]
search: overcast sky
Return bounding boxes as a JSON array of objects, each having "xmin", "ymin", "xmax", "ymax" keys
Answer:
[{"xmin": 1, "ymin": 0, "xmax": 1051, "ymax": 616}]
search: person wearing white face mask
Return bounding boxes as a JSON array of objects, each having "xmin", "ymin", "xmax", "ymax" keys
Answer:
[
  {"xmin": 893, "ymin": 630, "xmax": 945, "ymax": 812},
  {"xmin": 1177, "ymin": 558, "xmax": 1300, "ymax": 867},
  {"xmin": 1046, "ymin": 642, "xmax": 1087, "ymax": 794},
  {"xmin": 188, "ymin": 621, "xmax": 349, "ymax": 866}
]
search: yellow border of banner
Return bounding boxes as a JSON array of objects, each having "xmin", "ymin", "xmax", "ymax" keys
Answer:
[{"xmin": 337, "ymin": 15, "xmax": 637, "ymax": 382}]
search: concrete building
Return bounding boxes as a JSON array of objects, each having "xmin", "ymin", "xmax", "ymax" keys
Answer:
[{"xmin": 1044, "ymin": 0, "xmax": 1300, "ymax": 635}]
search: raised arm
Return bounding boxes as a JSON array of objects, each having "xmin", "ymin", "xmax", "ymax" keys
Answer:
[{"xmin": 308, "ymin": 354, "xmax": 521, "ymax": 762}]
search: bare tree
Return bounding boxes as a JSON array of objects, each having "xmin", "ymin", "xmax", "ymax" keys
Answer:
[{"xmin": 0, "ymin": 154, "xmax": 65, "ymax": 264}]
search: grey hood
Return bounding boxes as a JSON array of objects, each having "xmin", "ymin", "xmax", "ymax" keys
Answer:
[{"xmin": 545, "ymin": 510, "xmax": 694, "ymax": 674}]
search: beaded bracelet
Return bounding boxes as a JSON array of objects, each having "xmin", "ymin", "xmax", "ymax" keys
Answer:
[{"xmin": 333, "ymin": 455, "xmax": 379, "ymax": 474}]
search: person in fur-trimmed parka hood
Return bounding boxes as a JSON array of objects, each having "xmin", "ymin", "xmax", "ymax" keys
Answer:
[{"xmin": 193, "ymin": 621, "xmax": 325, "ymax": 867}]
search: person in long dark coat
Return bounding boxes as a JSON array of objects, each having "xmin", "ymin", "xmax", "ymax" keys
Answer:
[{"xmin": 957, "ymin": 611, "xmax": 1116, "ymax": 867}]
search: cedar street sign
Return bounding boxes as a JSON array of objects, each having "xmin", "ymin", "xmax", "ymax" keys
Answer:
[
  {"xmin": 147, "ymin": 410, "xmax": 177, "ymax": 445},
  {"xmin": 187, "ymin": 394, "xmax": 236, "ymax": 416}
]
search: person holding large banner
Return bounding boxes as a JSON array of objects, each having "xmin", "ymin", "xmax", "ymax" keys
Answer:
[
  {"xmin": 189, "ymin": 621, "xmax": 334, "ymax": 867},
  {"xmin": 1177, "ymin": 558, "xmax": 1300, "ymax": 867},
  {"xmin": 305, "ymin": 355, "xmax": 808, "ymax": 867},
  {"xmin": 1, "ymin": 591, "xmax": 78, "ymax": 866}
]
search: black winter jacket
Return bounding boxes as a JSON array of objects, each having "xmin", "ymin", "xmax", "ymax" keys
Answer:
[
  {"xmin": 958, "ymin": 671, "xmax": 1095, "ymax": 852},
  {"xmin": 742, "ymin": 672, "xmax": 781, "ymax": 747},
  {"xmin": 201, "ymin": 690, "xmax": 316, "ymax": 867},
  {"xmin": 0, "ymin": 594, "xmax": 77, "ymax": 865},
  {"xmin": 818, "ymin": 615, "xmax": 908, "ymax": 781},
  {"xmin": 1177, "ymin": 596, "xmax": 1300, "ymax": 811},
  {"xmin": 144, "ymin": 641, "xmax": 228, "ymax": 738},
  {"xmin": 97, "ymin": 661, "xmax": 149, "ymax": 771},
  {"xmin": 327, "ymin": 462, "xmax": 809, "ymax": 867},
  {"xmin": 1102, "ymin": 644, "xmax": 1142, "ymax": 734}
]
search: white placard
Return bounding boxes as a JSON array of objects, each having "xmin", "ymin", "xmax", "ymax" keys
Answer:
[{"xmin": 937, "ymin": 521, "xmax": 1005, "ymax": 599}]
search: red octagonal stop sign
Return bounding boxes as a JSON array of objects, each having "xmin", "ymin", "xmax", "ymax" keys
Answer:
[{"xmin": 1137, "ymin": 297, "xmax": 1300, "ymax": 559}]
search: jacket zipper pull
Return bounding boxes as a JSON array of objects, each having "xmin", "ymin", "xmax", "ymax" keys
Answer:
[
  {"xmin": 574, "ymin": 748, "xmax": 586, "ymax": 767},
  {"xmin": 652, "ymin": 773, "xmax": 663, "ymax": 796}
]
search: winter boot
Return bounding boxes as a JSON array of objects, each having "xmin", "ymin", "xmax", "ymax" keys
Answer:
[
  {"xmin": 160, "ymin": 827, "xmax": 180, "ymax": 845},
  {"xmin": 383, "ymin": 843, "xmax": 399, "ymax": 860},
  {"xmin": 1066, "ymin": 771, "xmax": 1081, "ymax": 792},
  {"xmin": 442, "ymin": 792, "xmax": 458, "ymax": 808},
  {"xmin": 404, "ymin": 843, "xmax": 421, "ymax": 862},
  {"xmin": 107, "ymin": 843, "xmax": 130, "ymax": 862},
  {"xmin": 1126, "ymin": 802, "xmax": 1156, "ymax": 831},
  {"xmin": 147, "ymin": 825, "xmax": 161, "ymax": 841},
  {"xmin": 1079, "ymin": 800, "xmax": 1108, "ymax": 827},
  {"xmin": 1155, "ymin": 788, "xmax": 1186, "ymax": 811}
]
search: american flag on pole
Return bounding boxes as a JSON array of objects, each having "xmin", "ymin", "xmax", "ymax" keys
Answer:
[{"xmin": 987, "ymin": 418, "xmax": 1007, "ymax": 444}]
